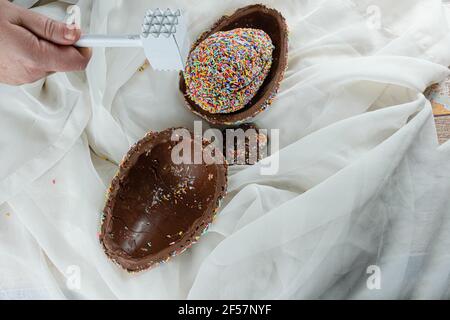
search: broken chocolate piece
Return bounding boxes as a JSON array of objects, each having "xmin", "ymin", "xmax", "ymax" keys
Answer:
[{"xmin": 221, "ymin": 123, "xmax": 269, "ymax": 165}]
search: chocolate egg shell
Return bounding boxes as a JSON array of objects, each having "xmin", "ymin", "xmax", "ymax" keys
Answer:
[
  {"xmin": 179, "ymin": 4, "xmax": 288, "ymax": 125},
  {"xmin": 100, "ymin": 128, "xmax": 227, "ymax": 272}
]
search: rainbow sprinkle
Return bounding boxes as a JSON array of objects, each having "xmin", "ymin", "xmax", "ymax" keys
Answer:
[{"xmin": 184, "ymin": 28, "xmax": 274, "ymax": 114}]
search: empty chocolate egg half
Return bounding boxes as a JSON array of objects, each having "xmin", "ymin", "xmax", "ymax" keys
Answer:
[
  {"xmin": 100, "ymin": 128, "xmax": 227, "ymax": 272},
  {"xmin": 180, "ymin": 4, "xmax": 288, "ymax": 125}
]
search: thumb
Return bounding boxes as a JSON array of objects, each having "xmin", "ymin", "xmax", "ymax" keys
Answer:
[{"xmin": 18, "ymin": 8, "xmax": 81, "ymax": 45}]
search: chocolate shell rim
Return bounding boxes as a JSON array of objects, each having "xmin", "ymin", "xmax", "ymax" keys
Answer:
[
  {"xmin": 100, "ymin": 128, "xmax": 228, "ymax": 273},
  {"xmin": 179, "ymin": 4, "xmax": 289, "ymax": 125}
]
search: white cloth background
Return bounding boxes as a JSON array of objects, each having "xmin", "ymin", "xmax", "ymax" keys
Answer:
[{"xmin": 1, "ymin": 0, "xmax": 450, "ymax": 299}]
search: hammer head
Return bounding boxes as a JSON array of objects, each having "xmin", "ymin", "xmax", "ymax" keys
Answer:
[{"xmin": 141, "ymin": 9, "xmax": 188, "ymax": 71}]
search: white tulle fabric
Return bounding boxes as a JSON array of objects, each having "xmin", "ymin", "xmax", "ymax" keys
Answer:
[{"xmin": 1, "ymin": 0, "xmax": 450, "ymax": 299}]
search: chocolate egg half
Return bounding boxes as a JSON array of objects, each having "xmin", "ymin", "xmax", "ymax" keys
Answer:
[
  {"xmin": 100, "ymin": 128, "xmax": 227, "ymax": 272},
  {"xmin": 180, "ymin": 4, "xmax": 288, "ymax": 125}
]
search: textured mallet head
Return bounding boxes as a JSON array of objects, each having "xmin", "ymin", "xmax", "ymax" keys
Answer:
[
  {"xmin": 140, "ymin": 8, "xmax": 187, "ymax": 71},
  {"xmin": 141, "ymin": 8, "xmax": 181, "ymax": 38}
]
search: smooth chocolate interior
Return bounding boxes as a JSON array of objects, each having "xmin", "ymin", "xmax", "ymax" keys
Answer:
[{"xmin": 101, "ymin": 129, "xmax": 227, "ymax": 272}]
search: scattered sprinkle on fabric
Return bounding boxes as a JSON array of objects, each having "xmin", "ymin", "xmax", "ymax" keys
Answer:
[{"xmin": 184, "ymin": 28, "xmax": 274, "ymax": 114}]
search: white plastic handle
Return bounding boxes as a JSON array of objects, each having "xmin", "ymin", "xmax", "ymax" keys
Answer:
[{"xmin": 75, "ymin": 35, "xmax": 142, "ymax": 47}]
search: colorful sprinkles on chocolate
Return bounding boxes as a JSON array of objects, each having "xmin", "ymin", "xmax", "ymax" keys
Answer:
[{"xmin": 184, "ymin": 28, "xmax": 274, "ymax": 114}]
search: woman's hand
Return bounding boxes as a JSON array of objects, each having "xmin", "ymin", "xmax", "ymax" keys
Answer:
[{"xmin": 0, "ymin": 0, "xmax": 91, "ymax": 85}]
